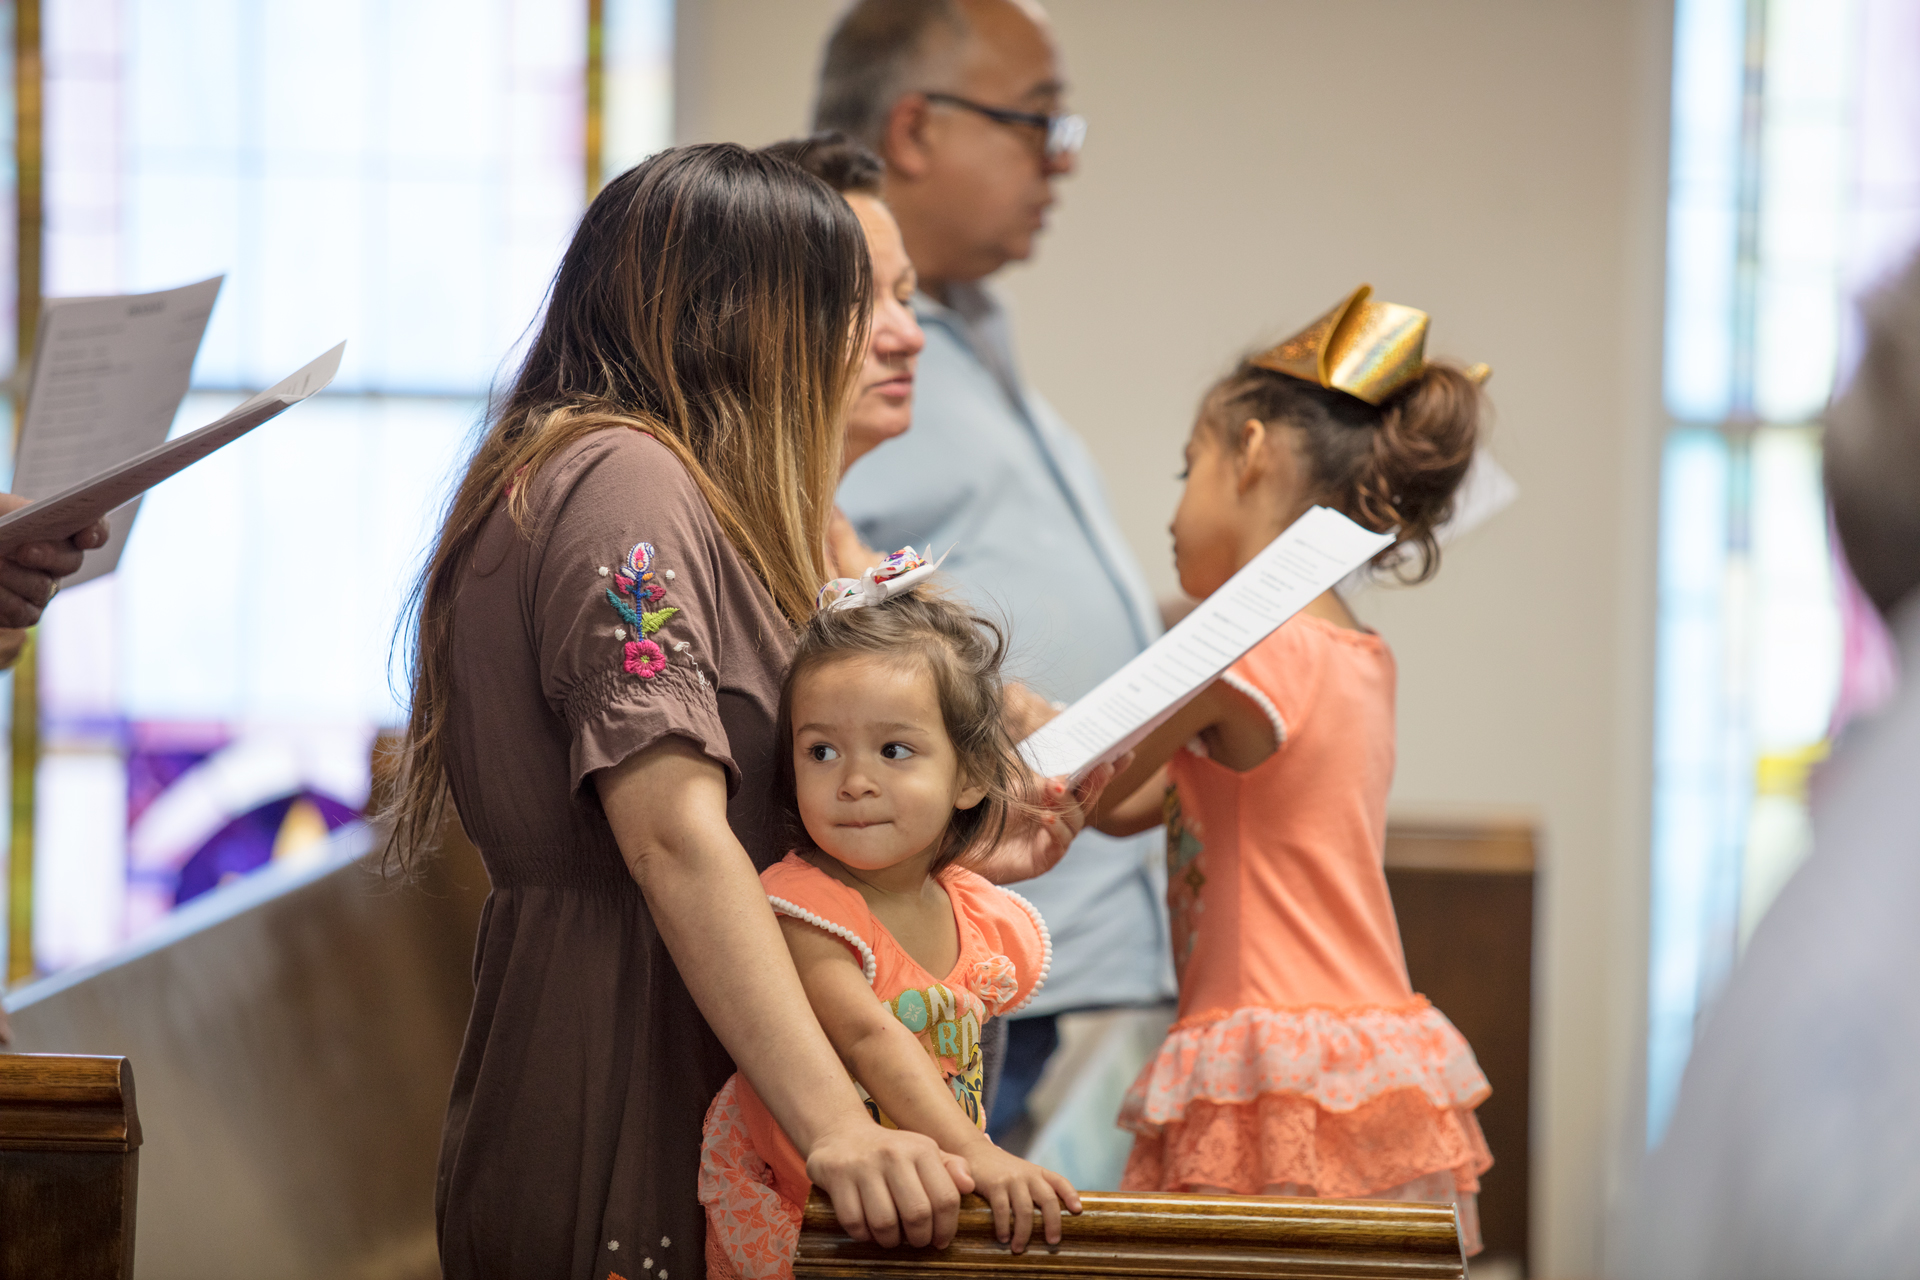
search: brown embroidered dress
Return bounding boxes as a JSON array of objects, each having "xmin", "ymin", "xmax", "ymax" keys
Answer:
[{"xmin": 436, "ymin": 429, "xmax": 795, "ymax": 1280}]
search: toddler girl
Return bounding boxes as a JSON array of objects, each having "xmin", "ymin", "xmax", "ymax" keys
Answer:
[
  {"xmin": 1092, "ymin": 287, "xmax": 1495, "ymax": 1250},
  {"xmin": 699, "ymin": 550, "xmax": 1080, "ymax": 1280}
]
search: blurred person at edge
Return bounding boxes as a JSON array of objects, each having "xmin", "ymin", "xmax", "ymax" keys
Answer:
[
  {"xmin": 1612, "ymin": 252, "xmax": 1920, "ymax": 1278},
  {"xmin": 816, "ymin": 0, "xmax": 1176, "ymax": 1140},
  {"xmin": 0, "ymin": 501, "xmax": 110, "ymax": 1046}
]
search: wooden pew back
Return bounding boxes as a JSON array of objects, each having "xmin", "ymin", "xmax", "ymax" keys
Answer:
[
  {"xmin": 796, "ymin": 1189, "xmax": 1465, "ymax": 1278},
  {"xmin": 0, "ymin": 1053, "xmax": 141, "ymax": 1280}
]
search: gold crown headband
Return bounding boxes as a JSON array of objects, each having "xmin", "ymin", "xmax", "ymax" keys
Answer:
[{"xmin": 1250, "ymin": 284, "xmax": 1490, "ymax": 406}]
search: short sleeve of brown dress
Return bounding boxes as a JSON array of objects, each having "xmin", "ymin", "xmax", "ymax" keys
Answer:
[{"xmin": 435, "ymin": 429, "xmax": 796, "ymax": 1280}]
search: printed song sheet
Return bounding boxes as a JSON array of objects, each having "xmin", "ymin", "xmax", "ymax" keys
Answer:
[
  {"xmin": 12, "ymin": 278, "xmax": 223, "ymax": 501},
  {"xmin": 6, "ymin": 277, "xmax": 221, "ymax": 585},
  {"xmin": 0, "ymin": 343, "xmax": 346, "ymax": 565},
  {"xmin": 1019, "ymin": 506, "xmax": 1394, "ymax": 780}
]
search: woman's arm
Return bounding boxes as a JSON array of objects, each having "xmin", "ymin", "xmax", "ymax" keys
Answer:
[
  {"xmin": 597, "ymin": 738, "xmax": 973, "ymax": 1249},
  {"xmin": 782, "ymin": 919, "xmax": 1080, "ymax": 1253}
]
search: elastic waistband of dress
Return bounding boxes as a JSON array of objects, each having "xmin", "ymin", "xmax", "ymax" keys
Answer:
[{"xmin": 476, "ymin": 842, "xmax": 634, "ymax": 892}]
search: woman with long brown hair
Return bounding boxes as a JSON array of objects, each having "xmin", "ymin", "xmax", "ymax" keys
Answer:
[{"xmin": 392, "ymin": 144, "xmax": 1098, "ymax": 1279}]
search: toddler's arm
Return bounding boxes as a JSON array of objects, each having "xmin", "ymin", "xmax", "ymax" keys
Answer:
[
  {"xmin": 780, "ymin": 917, "xmax": 1082, "ymax": 1253},
  {"xmin": 1091, "ymin": 678, "xmax": 1282, "ymax": 835}
]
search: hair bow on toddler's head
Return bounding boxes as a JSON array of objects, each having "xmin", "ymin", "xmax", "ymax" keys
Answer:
[{"xmin": 816, "ymin": 546, "xmax": 947, "ymax": 612}]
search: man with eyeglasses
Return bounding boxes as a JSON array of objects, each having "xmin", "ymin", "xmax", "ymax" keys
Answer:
[{"xmin": 819, "ymin": 0, "xmax": 1175, "ymax": 1147}]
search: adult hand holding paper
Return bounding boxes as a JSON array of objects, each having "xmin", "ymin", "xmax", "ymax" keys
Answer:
[
  {"xmin": 0, "ymin": 274, "xmax": 344, "ymax": 589},
  {"xmin": 0, "ymin": 495, "xmax": 110, "ymax": 618},
  {"xmin": 0, "ymin": 497, "xmax": 111, "ymax": 668},
  {"xmin": 6, "ymin": 276, "xmax": 225, "ymax": 587}
]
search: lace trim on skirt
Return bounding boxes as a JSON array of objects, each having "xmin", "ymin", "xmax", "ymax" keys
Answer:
[{"xmin": 1126, "ymin": 1002, "xmax": 1491, "ymax": 1124}]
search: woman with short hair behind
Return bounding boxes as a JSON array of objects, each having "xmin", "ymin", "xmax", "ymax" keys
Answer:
[
  {"xmin": 392, "ymin": 144, "xmax": 1014, "ymax": 1278},
  {"xmin": 759, "ymin": 131, "xmax": 927, "ymax": 576}
]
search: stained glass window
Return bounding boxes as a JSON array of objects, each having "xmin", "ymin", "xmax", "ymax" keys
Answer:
[
  {"xmin": 6, "ymin": 0, "xmax": 673, "ymax": 975},
  {"xmin": 1648, "ymin": 0, "xmax": 1920, "ymax": 1142}
]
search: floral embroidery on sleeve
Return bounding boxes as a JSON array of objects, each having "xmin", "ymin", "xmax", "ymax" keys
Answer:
[
  {"xmin": 624, "ymin": 640, "xmax": 667, "ymax": 678},
  {"xmin": 602, "ymin": 540, "xmax": 681, "ymax": 680}
]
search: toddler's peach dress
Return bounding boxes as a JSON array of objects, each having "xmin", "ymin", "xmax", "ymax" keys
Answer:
[
  {"xmin": 1118, "ymin": 614, "xmax": 1493, "ymax": 1252},
  {"xmin": 699, "ymin": 853, "xmax": 1050, "ymax": 1280}
]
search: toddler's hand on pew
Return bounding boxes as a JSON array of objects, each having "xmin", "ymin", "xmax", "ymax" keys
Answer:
[{"xmin": 958, "ymin": 1138, "xmax": 1081, "ymax": 1253}]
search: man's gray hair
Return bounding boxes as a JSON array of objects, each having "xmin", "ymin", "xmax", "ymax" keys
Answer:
[{"xmin": 814, "ymin": 0, "xmax": 970, "ymax": 148}]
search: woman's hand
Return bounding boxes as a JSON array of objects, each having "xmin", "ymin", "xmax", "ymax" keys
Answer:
[
  {"xmin": 956, "ymin": 1137, "xmax": 1081, "ymax": 1252},
  {"xmin": 969, "ymin": 756, "xmax": 1129, "ymax": 885},
  {"xmin": 806, "ymin": 1122, "xmax": 974, "ymax": 1248}
]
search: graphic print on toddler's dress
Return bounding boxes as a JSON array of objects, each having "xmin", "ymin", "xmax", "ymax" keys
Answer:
[{"xmin": 696, "ymin": 853, "xmax": 1051, "ymax": 1280}]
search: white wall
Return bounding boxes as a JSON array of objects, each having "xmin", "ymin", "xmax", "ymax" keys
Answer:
[{"xmin": 675, "ymin": 4, "xmax": 1672, "ymax": 1274}]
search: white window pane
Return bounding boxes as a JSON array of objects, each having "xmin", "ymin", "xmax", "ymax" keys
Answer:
[
  {"xmin": 1748, "ymin": 429, "xmax": 1839, "ymax": 751},
  {"xmin": 24, "ymin": 0, "xmax": 673, "ymax": 969},
  {"xmin": 33, "ymin": 751, "xmax": 130, "ymax": 973},
  {"xmin": 1664, "ymin": 204, "xmax": 1738, "ymax": 420},
  {"xmin": 1649, "ymin": 429, "xmax": 1735, "ymax": 1144},
  {"xmin": 117, "ymin": 391, "xmax": 252, "ymax": 720},
  {"xmin": 606, "ymin": 0, "xmax": 675, "ymax": 177},
  {"xmin": 379, "ymin": 179, "xmax": 499, "ymax": 391}
]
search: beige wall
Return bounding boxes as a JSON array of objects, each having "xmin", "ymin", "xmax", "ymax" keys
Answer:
[{"xmin": 675, "ymin": 3, "xmax": 1672, "ymax": 1274}]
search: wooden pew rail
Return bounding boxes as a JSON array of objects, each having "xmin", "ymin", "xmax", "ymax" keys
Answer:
[
  {"xmin": 795, "ymin": 1188, "xmax": 1466, "ymax": 1279},
  {"xmin": 0, "ymin": 1053, "xmax": 142, "ymax": 1280}
]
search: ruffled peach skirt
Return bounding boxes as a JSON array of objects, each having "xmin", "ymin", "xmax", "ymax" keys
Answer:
[{"xmin": 1117, "ymin": 1002, "xmax": 1493, "ymax": 1255}]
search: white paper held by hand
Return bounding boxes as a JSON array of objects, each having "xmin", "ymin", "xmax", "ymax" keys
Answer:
[
  {"xmin": 10, "ymin": 277, "xmax": 224, "ymax": 504},
  {"xmin": 1018, "ymin": 506, "xmax": 1394, "ymax": 781},
  {"xmin": 0, "ymin": 343, "xmax": 346, "ymax": 555}
]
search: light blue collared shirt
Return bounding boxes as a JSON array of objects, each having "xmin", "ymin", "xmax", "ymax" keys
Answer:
[{"xmin": 838, "ymin": 283, "xmax": 1176, "ymax": 1015}]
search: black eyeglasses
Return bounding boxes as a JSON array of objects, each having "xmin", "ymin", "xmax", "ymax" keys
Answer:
[{"xmin": 922, "ymin": 92, "xmax": 1087, "ymax": 161}]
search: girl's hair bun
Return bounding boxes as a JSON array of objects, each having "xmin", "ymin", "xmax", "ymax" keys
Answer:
[{"xmin": 1207, "ymin": 359, "xmax": 1483, "ymax": 582}]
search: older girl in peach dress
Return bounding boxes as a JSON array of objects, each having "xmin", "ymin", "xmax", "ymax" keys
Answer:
[{"xmin": 1093, "ymin": 288, "xmax": 1495, "ymax": 1251}]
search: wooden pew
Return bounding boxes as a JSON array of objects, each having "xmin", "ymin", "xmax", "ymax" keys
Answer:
[
  {"xmin": 796, "ymin": 1189, "xmax": 1465, "ymax": 1278},
  {"xmin": 5, "ymin": 821, "xmax": 483, "ymax": 1279},
  {"xmin": 0, "ymin": 1053, "xmax": 142, "ymax": 1279},
  {"xmin": 1385, "ymin": 815, "xmax": 1535, "ymax": 1268}
]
